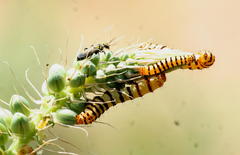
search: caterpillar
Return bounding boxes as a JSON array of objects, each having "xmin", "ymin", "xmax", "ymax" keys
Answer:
[
  {"xmin": 136, "ymin": 51, "xmax": 215, "ymax": 76},
  {"xmin": 75, "ymin": 73, "xmax": 166, "ymax": 124}
]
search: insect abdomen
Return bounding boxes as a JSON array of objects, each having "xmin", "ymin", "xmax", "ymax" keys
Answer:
[{"xmin": 75, "ymin": 74, "xmax": 166, "ymax": 124}]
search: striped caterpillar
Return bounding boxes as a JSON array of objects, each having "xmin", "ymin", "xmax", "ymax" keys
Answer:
[
  {"xmin": 136, "ymin": 51, "xmax": 215, "ymax": 76},
  {"xmin": 75, "ymin": 74, "xmax": 166, "ymax": 124}
]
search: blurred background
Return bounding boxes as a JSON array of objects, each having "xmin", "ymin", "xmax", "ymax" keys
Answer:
[{"xmin": 0, "ymin": 0, "xmax": 239, "ymax": 154}]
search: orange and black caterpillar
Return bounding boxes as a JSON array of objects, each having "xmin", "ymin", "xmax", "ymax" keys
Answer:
[
  {"xmin": 75, "ymin": 74, "xmax": 166, "ymax": 124},
  {"xmin": 136, "ymin": 51, "xmax": 215, "ymax": 76}
]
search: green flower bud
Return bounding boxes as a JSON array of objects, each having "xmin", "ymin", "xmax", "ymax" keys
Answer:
[
  {"xmin": 47, "ymin": 64, "xmax": 66, "ymax": 92},
  {"xmin": 67, "ymin": 69, "xmax": 85, "ymax": 88},
  {"xmin": 0, "ymin": 123, "xmax": 8, "ymax": 146},
  {"xmin": 90, "ymin": 54, "xmax": 100, "ymax": 65},
  {"xmin": 55, "ymin": 109, "xmax": 77, "ymax": 125},
  {"xmin": 105, "ymin": 64, "xmax": 116, "ymax": 75},
  {"xmin": 96, "ymin": 70, "xmax": 105, "ymax": 78},
  {"xmin": 105, "ymin": 51, "xmax": 112, "ymax": 61},
  {"xmin": 0, "ymin": 108, "xmax": 12, "ymax": 128},
  {"xmin": 120, "ymin": 54, "xmax": 129, "ymax": 61},
  {"xmin": 66, "ymin": 101, "xmax": 86, "ymax": 114},
  {"xmin": 10, "ymin": 95, "xmax": 30, "ymax": 116},
  {"xmin": 100, "ymin": 51, "xmax": 112, "ymax": 61},
  {"xmin": 11, "ymin": 113, "xmax": 30, "ymax": 137},
  {"xmin": 95, "ymin": 70, "xmax": 106, "ymax": 83},
  {"xmin": 110, "ymin": 57, "xmax": 120, "ymax": 66},
  {"xmin": 81, "ymin": 61, "xmax": 97, "ymax": 76},
  {"xmin": 105, "ymin": 64, "xmax": 116, "ymax": 72}
]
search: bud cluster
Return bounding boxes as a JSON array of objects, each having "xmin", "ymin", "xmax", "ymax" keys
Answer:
[{"xmin": 0, "ymin": 48, "xmax": 140, "ymax": 154}]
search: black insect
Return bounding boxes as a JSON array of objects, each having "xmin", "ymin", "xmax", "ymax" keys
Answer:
[{"xmin": 77, "ymin": 43, "xmax": 110, "ymax": 61}]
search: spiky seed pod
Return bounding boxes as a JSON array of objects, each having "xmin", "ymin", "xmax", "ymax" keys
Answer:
[
  {"xmin": 55, "ymin": 109, "xmax": 77, "ymax": 125},
  {"xmin": 11, "ymin": 113, "xmax": 31, "ymax": 137},
  {"xmin": 81, "ymin": 61, "xmax": 97, "ymax": 76},
  {"xmin": 0, "ymin": 123, "xmax": 9, "ymax": 146},
  {"xmin": 67, "ymin": 69, "xmax": 86, "ymax": 88},
  {"xmin": 0, "ymin": 108, "xmax": 12, "ymax": 128},
  {"xmin": 90, "ymin": 53, "xmax": 100, "ymax": 65},
  {"xmin": 10, "ymin": 95, "xmax": 30, "ymax": 116},
  {"xmin": 47, "ymin": 64, "xmax": 66, "ymax": 92}
]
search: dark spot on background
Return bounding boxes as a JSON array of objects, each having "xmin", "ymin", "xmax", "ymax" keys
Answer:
[
  {"xmin": 194, "ymin": 142, "xmax": 199, "ymax": 148},
  {"xmin": 174, "ymin": 120, "xmax": 180, "ymax": 126}
]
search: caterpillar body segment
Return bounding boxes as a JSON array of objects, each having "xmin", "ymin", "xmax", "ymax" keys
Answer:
[
  {"xmin": 75, "ymin": 74, "xmax": 166, "ymax": 124},
  {"xmin": 181, "ymin": 51, "xmax": 215, "ymax": 70},
  {"xmin": 136, "ymin": 55, "xmax": 195, "ymax": 76}
]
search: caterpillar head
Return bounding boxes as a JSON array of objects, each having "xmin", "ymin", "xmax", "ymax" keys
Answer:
[{"xmin": 197, "ymin": 51, "xmax": 215, "ymax": 68}]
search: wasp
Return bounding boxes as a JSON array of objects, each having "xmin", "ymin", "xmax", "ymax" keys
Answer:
[
  {"xmin": 76, "ymin": 37, "xmax": 122, "ymax": 61},
  {"xmin": 77, "ymin": 43, "xmax": 110, "ymax": 61}
]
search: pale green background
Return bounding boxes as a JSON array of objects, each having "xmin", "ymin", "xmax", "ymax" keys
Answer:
[{"xmin": 0, "ymin": 0, "xmax": 238, "ymax": 155}]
